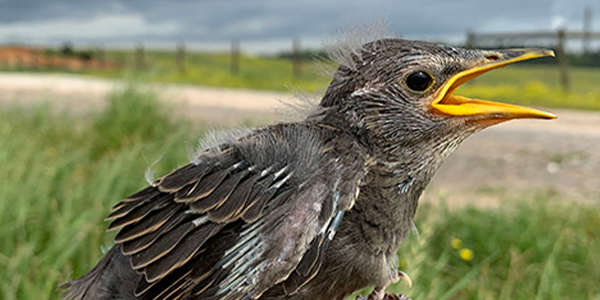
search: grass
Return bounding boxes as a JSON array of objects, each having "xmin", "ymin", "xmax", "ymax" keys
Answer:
[
  {"xmin": 0, "ymin": 88, "xmax": 598, "ymax": 300},
  {"xmin": 457, "ymin": 64, "xmax": 600, "ymax": 111},
  {"xmin": 386, "ymin": 193, "xmax": 600, "ymax": 300},
  {"xmin": 89, "ymin": 50, "xmax": 329, "ymax": 92},
  {"xmin": 2, "ymin": 50, "xmax": 600, "ymax": 110}
]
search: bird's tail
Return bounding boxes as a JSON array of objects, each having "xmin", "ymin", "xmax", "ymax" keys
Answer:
[{"xmin": 59, "ymin": 244, "xmax": 140, "ymax": 300}]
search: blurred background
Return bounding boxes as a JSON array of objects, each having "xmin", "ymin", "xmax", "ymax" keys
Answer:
[{"xmin": 0, "ymin": 1, "xmax": 599, "ymax": 300}]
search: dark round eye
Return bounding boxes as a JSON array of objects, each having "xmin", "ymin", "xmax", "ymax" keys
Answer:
[{"xmin": 406, "ymin": 71, "xmax": 433, "ymax": 92}]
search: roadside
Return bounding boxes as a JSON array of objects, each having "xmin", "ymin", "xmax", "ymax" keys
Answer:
[{"xmin": 1, "ymin": 72, "xmax": 598, "ymax": 204}]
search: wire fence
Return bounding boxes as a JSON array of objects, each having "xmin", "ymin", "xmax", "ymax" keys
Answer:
[
  {"xmin": 466, "ymin": 29, "xmax": 600, "ymax": 91},
  {"xmin": 1, "ymin": 30, "xmax": 599, "ymax": 91},
  {"xmin": 0, "ymin": 38, "xmax": 307, "ymax": 78}
]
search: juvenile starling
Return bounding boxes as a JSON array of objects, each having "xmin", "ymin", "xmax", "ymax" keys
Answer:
[{"xmin": 61, "ymin": 39, "xmax": 555, "ymax": 300}]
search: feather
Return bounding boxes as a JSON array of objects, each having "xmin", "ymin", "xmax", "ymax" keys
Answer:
[
  {"xmin": 175, "ymin": 169, "xmax": 229, "ymax": 203},
  {"xmin": 236, "ymin": 174, "xmax": 275, "ymax": 218},
  {"xmin": 124, "ymin": 186, "xmax": 161, "ymax": 202},
  {"xmin": 107, "ymin": 198, "xmax": 146, "ymax": 217},
  {"xmin": 130, "ymin": 221, "xmax": 196, "ymax": 269},
  {"xmin": 115, "ymin": 203, "xmax": 182, "ymax": 243},
  {"xmin": 240, "ymin": 187, "xmax": 278, "ymax": 223},
  {"xmin": 207, "ymin": 172, "xmax": 261, "ymax": 222},
  {"xmin": 157, "ymin": 163, "xmax": 212, "ymax": 192},
  {"xmin": 242, "ymin": 175, "xmax": 293, "ymax": 223},
  {"xmin": 143, "ymin": 223, "xmax": 224, "ymax": 282},
  {"xmin": 136, "ymin": 249, "xmax": 209, "ymax": 299},
  {"xmin": 107, "ymin": 188, "xmax": 161, "ymax": 219},
  {"xmin": 106, "ymin": 194, "xmax": 172, "ymax": 231},
  {"xmin": 121, "ymin": 212, "xmax": 191, "ymax": 256},
  {"xmin": 189, "ymin": 169, "xmax": 249, "ymax": 213}
]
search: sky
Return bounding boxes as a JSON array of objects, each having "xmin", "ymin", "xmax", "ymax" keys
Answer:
[{"xmin": 0, "ymin": 0, "xmax": 598, "ymax": 54}]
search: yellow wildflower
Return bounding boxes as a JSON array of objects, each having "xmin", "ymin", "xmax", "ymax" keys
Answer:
[
  {"xmin": 459, "ymin": 248, "xmax": 474, "ymax": 261},
  {"xmin": 45, "ymin": 147, "xmax": 57, "ymax": 158},
  {"xmin": 451, "ymin": 238, "xmax": 462, "ymax": 249}
]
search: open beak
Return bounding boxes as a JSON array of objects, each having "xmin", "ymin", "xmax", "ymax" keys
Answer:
[{"xmin": 431, "ymin": 49, "xmax": 557, "ymax": 120}]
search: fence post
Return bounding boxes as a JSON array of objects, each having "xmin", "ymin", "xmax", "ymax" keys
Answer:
[
  {"xmin": 292, "ymin": 37, "xmax": 302, "ymax": 78},
  {"xmin": 117, "ymin": 52, "xmax": 126, "ymax": 69},
  {"xmin": 465, "ymin": 29, "xmax": 475, "ymax": 49},
  {"xmin": 97, "ymin": 46, "xmax": 105, "ymax": 69},
  {"xmin": 231, "ymin": 39, "xmax": 240, "ymax": 75},
  {"xmin": 176, "ymin": 42, "xmax": 185, "ymax": 73},
  {"xmin": 135, "ymin": 44, "xmax": 145, "ymax": 71},
  {"xmin": 556, "ymin": 29, "xmax": 570, "ymax": 92}
]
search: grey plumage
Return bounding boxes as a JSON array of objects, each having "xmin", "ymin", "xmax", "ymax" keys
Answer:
[{"xmin": 61, "ymin": 38, "xmax": 555, "ymax": 300}]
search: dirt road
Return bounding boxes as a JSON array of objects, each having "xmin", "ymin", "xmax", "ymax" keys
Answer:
[{"xmin": 1, "ymin": 73, "xmax": 598, "ymax": 204}]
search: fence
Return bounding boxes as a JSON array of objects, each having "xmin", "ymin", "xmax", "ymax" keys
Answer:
[
  {"xmin": 466, "ymin": 29, "xmax": 600, "ymax": 92},
  {"xmin": 0, "ymin": 38, "xmax": 307, "ymax": 79},
  {"xmin": 2, "ymin": 30, "xmax": 600, "ymax": 90}
]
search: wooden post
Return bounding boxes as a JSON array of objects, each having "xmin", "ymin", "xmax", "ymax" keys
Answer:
[
  {"xmin": 135, "ymin": 44, "xmax": 145, "ymax": 71},
  {"xmin": 465, "ymin": 29, "xmax": 475, "ymax": 49},
  {"xmin": 97, "ymin": 46, "xmax": 105, "ymax": 69},
  {"xmin": 292, "ymin": 37, "xmax": 302, "ymax": 78},
  {"xmin": 583, "ymin": 6, "xmax": 592, "ymax": 54},
  {"xmin": 117, "ymin": 52, "xmax": 126, "ymax": 69},
  {"xmin": 31, "ymin": 48, "xmax": 38, "ymax": 71},
  {"xmin": 176, "ymin": 42, "xmax": 186, "ymax": 73},
  {"xmin": 556, "ymin": 29, "xmax": 570, "ymax": 92},
  {"xmin": 231, "ymin": 39, "xmax": 240, "ymax": 75}
]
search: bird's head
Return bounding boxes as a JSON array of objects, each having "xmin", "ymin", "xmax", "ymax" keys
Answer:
[{"xmin": 320, "ymin": 38, "xmax": 556, "ymax": 159}]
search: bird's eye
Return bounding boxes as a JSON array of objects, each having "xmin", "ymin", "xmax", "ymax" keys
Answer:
[{"xmin": 406, "ymin": 71, "xmax": 434, "ymax": 92}]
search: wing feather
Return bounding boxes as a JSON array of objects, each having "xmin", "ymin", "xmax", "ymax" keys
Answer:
[
  {"xmin": 189, "ymin": 169, "xmax": 249, "ymax": 213},
  {"xmin": 143, "ymin": 223, "xmax": 224, "ymax": 282},
  {"xmin": 175, "ymin": 169, "xmax": 230, "ymax": 203},
  {"xmin": 121, "ymin": 212, "xmax": 191, "ymax": 256},
  {"xmin": 106, "ymin": 194, "xmax": 172, "ymax": 230},
  {"xmin": 105, "ymin": 125, "xmax": 367, "ymax": 300},
  {"xmin": 207, "ymin": 172, "xmax": 261, "ymax": 222},
  {"xmin": 157, "ymin": 163, "xmax": 212, "ymax": 192},
  {"xmin": 115, "ymin": 203, "xmax": 182, "ymax": 243}
]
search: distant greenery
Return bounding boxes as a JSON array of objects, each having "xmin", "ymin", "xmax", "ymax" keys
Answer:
[
  {"xmin": 1, "ymin": 48, "xmax": 600, "ymax": 110},
  {"xmin": 384, "ymin": 195, "xmax": 600, "ymax": 300},
  {"xmin": 96, "ymin": 52, "xmax": 600, "ymax": 110},
  {"xmin": 0, "ymin": 88, "xmax": 197, "ymax": 300},
  {"xmin": 89, "ymin": 50, "xmax": 331, "ymax": 92},
  {"xmin": 458, "ymin": 64, "xmax": 600, "ymax": 111},
  {"xmin": 0, "ymin": 88, "xmax": 598, "ymax": 300}
]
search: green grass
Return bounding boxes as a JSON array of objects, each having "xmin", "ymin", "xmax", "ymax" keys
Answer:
[
  {"xmin": 3, "ymin": 50, "xmax": 600, "ymax": 110},
  {"xmin": 89, "ymin": 50, "xmax": 329, "ymax": 92},
  {"xmin": 0, "ymin": 88, "xmax": 598, "ymax": 300},
  {"xmin": 385, "ymin": 194, "xmax": 600, "ymax": 300},
  {"xmin": 0, "ymin": 88, "xmax": 200, "ymax": 300},
  {"xmin": 457, "ymin": 64, "xmax": 600, "ymax": 111},
  {"xmin": 69, "ymin": 52, "xmax": 600, "ymax": 111}
]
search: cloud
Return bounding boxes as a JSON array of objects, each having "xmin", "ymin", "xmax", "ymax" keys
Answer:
[
  {"xmin": 0, "ymin": 0, "xmax": 598, "ymax": 52},
  {"xmin": 0, "ymin": 13, "xmax": 182, "ymax": 43}
]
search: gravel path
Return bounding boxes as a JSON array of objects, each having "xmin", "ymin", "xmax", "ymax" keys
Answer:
[{"xmin": 1, "ymin": 73, "xmax": 598, "ymax": 204}]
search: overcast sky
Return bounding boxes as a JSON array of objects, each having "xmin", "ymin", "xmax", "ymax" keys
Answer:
[{"xmin": 0, "ymin": 0, "xmax": 598, "ymax": 53}]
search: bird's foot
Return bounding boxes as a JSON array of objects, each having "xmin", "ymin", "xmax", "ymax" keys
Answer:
[
  {"xmin": 355, "ymin": 269, "xmax": 412, "ymax": 300},
  {"xmin": 387, "ymin": 269, "xmax": 412, "ymax": 288},
  {"xmin": 355, "ymin": 292, "xmax": 412, "ymax": 300}
]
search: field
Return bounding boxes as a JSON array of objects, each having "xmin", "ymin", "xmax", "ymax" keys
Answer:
[
  {"xmin": 0, "ymin": 87, "xmax": 598, "ymax": 300},
  {"xmin": 3, "ymin": 50, "xmax": 600, "ymax": 110},
  {"xmin": 98, "ymin": 51, "xmax": 600, "ymax": 111}
]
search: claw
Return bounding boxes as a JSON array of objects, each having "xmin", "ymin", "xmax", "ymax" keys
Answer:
[
  {"xmin": 355, "ymin": 269, "xmax": 413, "ymax": 300},
  {"xmin": 385, "ymin": 294, "xmax": 412, "ymax": 300},
  {"xmin": 396, "ymin": 270, "xmax": 412, "ymax": 288},
  {"xmin": 356, "ymin": 293, "xmax": 412, "ymax": 300}
]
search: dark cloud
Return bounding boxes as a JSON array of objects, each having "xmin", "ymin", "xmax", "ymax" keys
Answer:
[{"xmin": 0, "ymin": 0, "xmax": 598, "ymax": 52}]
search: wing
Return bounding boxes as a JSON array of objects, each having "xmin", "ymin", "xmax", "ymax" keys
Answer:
[{"xmin": 105, "ymin": 124, "xmax": 367, "ymax": 300}]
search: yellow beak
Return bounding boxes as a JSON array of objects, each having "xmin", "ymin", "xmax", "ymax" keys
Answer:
[{"xmin": 431, "ymin": 49, "xmax": 557, "ymax": 120}]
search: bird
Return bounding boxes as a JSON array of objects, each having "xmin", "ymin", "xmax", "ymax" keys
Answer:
[{"xmin": 61, "ymin": 38, "xmax": 556, "ymax": 300}]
